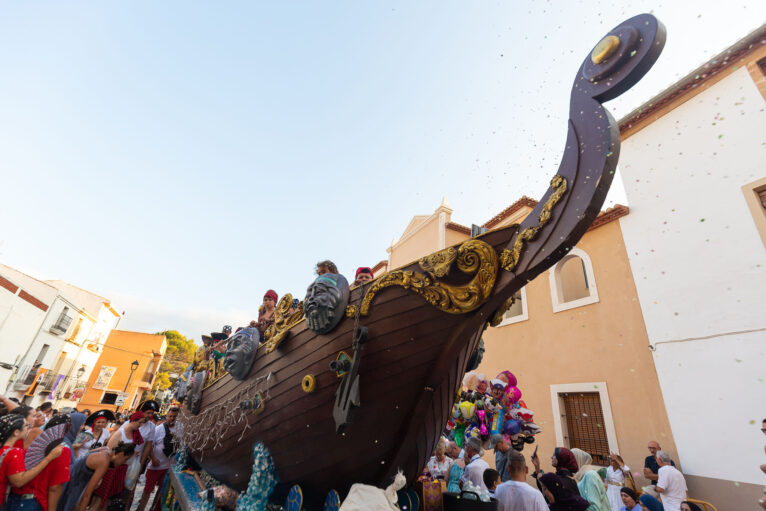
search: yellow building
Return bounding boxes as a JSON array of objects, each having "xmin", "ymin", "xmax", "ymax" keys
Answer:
[
  {"xmin": 79, "ymin": 330, "xmax": 167, "ymax": 412},
  {"xmin": 382, "ymin": 197, "xmax": 678, "ymax": 486}
]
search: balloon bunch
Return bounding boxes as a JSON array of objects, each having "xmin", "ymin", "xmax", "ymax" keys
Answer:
[{"xmin": 446, "ymin": 370, "xmax": 541, "ymax": 452}]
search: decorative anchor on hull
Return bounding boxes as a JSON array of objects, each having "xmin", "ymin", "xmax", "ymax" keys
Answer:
[{"xmin": 332, "ymin": 326, "xmax": 368, "ymax": 433}]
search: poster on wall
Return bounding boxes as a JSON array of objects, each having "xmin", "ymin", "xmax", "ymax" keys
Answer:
[
  {"xmin": 46, "ymin": 374, "xmax": 66, "ymax": 401},
  {"xmin": 92, "ymin": 366, "xmax": 116, "ymax": 390}
]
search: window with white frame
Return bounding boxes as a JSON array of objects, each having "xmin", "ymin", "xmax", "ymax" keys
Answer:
[
  {"xmin": 497, "ymin": 287, "xmax": 528, "ymax": 326},
  {"xmin": 549, "ymin": 247, "xmax": 599, "ymax": 312}
]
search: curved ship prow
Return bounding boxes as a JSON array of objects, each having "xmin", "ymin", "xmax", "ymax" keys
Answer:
[{"xmin": 178, "ymin": 13, "xmax": 666, "ymax": 507}]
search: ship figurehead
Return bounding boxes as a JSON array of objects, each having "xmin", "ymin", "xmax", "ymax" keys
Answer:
[
  {"xmin": 304, "ymin": 273, "xmax": 350, "ymax": 335},
  {"xmin": 223, "ymin": 327, "xmax": 260, "ymax": 380}
]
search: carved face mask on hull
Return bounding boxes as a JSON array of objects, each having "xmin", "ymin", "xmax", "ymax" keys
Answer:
[
  {"xmin": 223, "ymin": 327, "xmax": 259, "ymax": 380},
  {"xmin": 304, "ymin": 273, "xmax": 350, "ymax": 335}
]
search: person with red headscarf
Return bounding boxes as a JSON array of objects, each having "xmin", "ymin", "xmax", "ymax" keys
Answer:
[
  {"xmin": 532, "ymin": 447, "xmax": 580, "ymax": 497},
  {"xmin": 352, "ymin": 267, "xmax": 374, "ymax": 287},
  {"xmin": 251, "ymin": 290, "xmax": 278, "ymax": 336}
]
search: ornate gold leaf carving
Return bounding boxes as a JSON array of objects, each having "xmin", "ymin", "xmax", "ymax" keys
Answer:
[
  {"xmin": 262, "ymin": 294, "xmax": 305, "ymax": 354},
  {"xmin": 419, "ymin": 247, "xmax": 457, "ymax": 278},
  {"xmin": 500, "ymin": 175, "xmax": 568, "ymax": 272},
  {"xmin": 358, "ymin": 239, "xmax": 498, "ymax": 316},
  {"xmin": 489, "ymin": 296, "xmax": 516, "ymax": 327}
]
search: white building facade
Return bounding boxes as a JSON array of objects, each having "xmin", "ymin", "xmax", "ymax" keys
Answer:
[
  {"xmin": 0, "ymin": 264, "xmax": 122, "ymax": 408},
  {"xmin": 617, "ymin": 28, "xmax": 766, "ymax": 510}
]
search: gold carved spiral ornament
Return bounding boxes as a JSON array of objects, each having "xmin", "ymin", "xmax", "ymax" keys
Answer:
[
  {"xmin": 351, "ymin": 238, "xmax": 498, "ymax": 316},
  {"xmin": 499, "ymin": 175, "xmax": 568, "ymax": 272},
  {"xmin": 262, "ymin": 294, "xmax": 305, "ymax": 354}
]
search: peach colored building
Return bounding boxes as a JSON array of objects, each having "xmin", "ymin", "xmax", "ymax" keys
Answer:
[
  {"xmin": 79, "ymin": 330, "xmax": 167, "ymax": 413},
  {"xmin": 382, "ymin": 197, "xmax": 678, "ymax": 487}
]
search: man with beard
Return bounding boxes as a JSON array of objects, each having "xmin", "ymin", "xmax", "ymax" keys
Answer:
[
  {"xmin": 223, "ymin": 327, "xmax": 259, "ymax": 380},
  {"xmin": 304, "ymin": 273, "xmax": 349, "ymax": 335}
]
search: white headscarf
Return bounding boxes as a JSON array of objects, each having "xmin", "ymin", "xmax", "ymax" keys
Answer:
[{"xmin": 571, "ymin": 448, "xmax": 602, "ymax": 481}]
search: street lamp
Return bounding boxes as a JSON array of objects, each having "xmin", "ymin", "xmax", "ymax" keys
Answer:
[{"xmin": 124, "ymin": 360, "xmax": 139, "ymax": 392}]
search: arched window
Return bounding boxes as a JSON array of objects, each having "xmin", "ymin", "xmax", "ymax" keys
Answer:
[
  {"xmin": 497, "ymin": 287, "xmax": 528, "ymax": 326},
  {"xmin": 549, "ymin": 248, "xmax": 599, "ymax": 312}
]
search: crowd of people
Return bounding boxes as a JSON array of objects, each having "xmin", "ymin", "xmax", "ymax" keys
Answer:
[
  {"xmin": 423, "ymin": 436, "xmax": 698, "ymax": 511},
  {"xmin": 0, "ymin": 395, "xmax": 179, "ymax": 511}
]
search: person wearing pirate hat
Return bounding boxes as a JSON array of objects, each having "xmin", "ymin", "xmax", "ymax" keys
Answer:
[{"xmin": 76, "ymin": 410, "xmax": 116, "ymax": 460}]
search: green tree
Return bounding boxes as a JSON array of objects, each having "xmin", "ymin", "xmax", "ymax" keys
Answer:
[{"xmin": 153, "ymin": 330, "xmax": 197, "ymax": 392}]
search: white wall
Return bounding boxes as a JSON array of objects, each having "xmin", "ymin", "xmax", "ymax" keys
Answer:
[{"xmin": 618, "ymin": 68, "xmax": 766, "ymax": 485}]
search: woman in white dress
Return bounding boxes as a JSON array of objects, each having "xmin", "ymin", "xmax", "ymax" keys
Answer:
[{"xmin": 605, "ymin": 453, "xmax": 632, "ymax": 511}]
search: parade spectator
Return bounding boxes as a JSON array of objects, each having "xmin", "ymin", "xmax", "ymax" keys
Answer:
[
  {"xmin": 37, "ymin": 402, "xmax": 53, "ymax": 424},
  {"xmin": 8, "ymin": 406, "xmax": 36, "ymax": 448},
  {"xmin": 643, "ymin": 441, "xmax": 674, "ymax": 487},
  {"xmin": 760, "ymin": 418, "xmax": 766, "ymax": 475},
  {"xmin": 538, "ymin": 472, "xmax": 589, "ymax": 511},
  {"xmin": 77, "ymin": 410, "xmax": 113, "ymax": 460},
  {"xmin": 62, "ymin": 412, "xmax": 87, "ymax": 462},
  {"xmin": 492, "ymin": 435, "xmax": 511, "ymax": 482},
  {"xmin": 94, "ymin": 411, "xmax": 144, "ymax": 510},
  {"xmin": 460, "ymin": 437, "xmax": 489, "ymax": 492},
  {"xmin": 0, "ymin": 414, "xmax": 65, "ymax": 510},
  {"xmin": 680, "ymin": 502, "xmax": 702, "ymax": 511},
  {"xmin": 619, "ymin": 488, "xmax": 641, "ymax": 511},
  {"xmin": 352, "ymin": 267, "xmax": 374, "ymax": 286},
  {"xmin": 638, "ymin": 494, "xmax": 664, "ymax": 511},
  {"xmin": 426, "ymin": 439, "xmax": 452, "ymax": 480},
  {"xmin": 483, "ymin": 468, "xmax": 501, "ymax": 497},
  {"xmin": 605, "ymin": 453, "xmax": 632, "ymax": 511},
  {"xmin": 532, "ymin": 447, "xmax": 579, "ymax": 496},
  {"xmin": 446, "ymin": 441, "xmax": 461, "ymax": 460},
  {"xmin": 10, "ymin": 414, "xmax": 72, "ymax": 511},
  {"xmin": 316, "ymin": 260, "xmax": 338, "ymax": 275},
  {"xmin": 24, "ymin": 410, "xmax": 46, "ymax": 449},
  {"xmin": 655, "ymin": 450, "xmax": 687, "ymax": 511},
  {"xmin": 494, "ymin": 450, "xmax": 548, "ymax": 511},
  {"xmin": 57, "ymin": 442, "xmax": 134, "ymax": 511},
  {"xmin": 571, "ymin": 448, "xmax": 610, "ymax": 511},
  {"xmin": 137, "ymin": 407, "xmax": 179, "ymax": 511}
]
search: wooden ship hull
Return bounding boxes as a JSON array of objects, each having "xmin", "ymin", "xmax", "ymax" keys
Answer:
[{"xmin": 180, "ymin": 14, "xmax": 666, "ymax": 507}]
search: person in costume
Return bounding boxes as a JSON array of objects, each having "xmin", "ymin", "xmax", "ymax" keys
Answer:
[
  {"xmin": 94, "ymin": 411, "xmax": 145, "ymax": 510},
  {"xmin": 352, "ymin": 267, "xmax": 374, "ymax": 287},
  {"xmin": 532, "ymin": 447, "xmax": 579, "ymax": 496},
  {"xmin": 137, "ymin": 407, "xmax": 180, "ymax": 511},
  {"xmin": 253, "ymin": 290, "xmax": 278, "ymax": 336},
  {"xmin": 76, "ymin": 410, "xmax": 114, "ymax": 460},
  {"xmin": 539, "ymin": 472, "xmax": 590, "ymax": 511},
  {"xmin": 57, "ymin": 442, "xmax": 134, "ymax": 511},
  {"xmin": 9, "ymin": 414, "xmax": 72, "ymax": 511},
  {"xmin": 572, "ymin": 448, "xmax": 611, "ymax": 511},
  {"xmin": 315, "ymin": 260, "xmax": 338, "ymax": 275},
  {"xmin": 619, "ymin": 488, "xmax": 641, "ymax": 511},
  {"xmin": 0, "ymin": 414, "xmax": 65, "ymax": 510}
]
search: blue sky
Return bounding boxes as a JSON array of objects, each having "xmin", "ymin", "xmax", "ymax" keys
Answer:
[{"xmin": 1, "ymin": 1, "xmax": 764, "ymax": 341}]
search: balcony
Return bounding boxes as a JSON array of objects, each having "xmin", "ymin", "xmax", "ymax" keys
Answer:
[
  {"xmin": 12, "ymin": 365, "xmax": 47, "ymax": 391},
  {"xmin": 49, "ymin": 312, "xmax": 73, "ymax": 335},
  {"xmin": 39, "ymin": 372, "xmax": 63, "ymax": 393}
]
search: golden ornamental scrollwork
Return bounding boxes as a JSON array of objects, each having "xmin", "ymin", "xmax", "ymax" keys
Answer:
[
  {"xmin": 262, "ymin": 294, "xmax": 305, "ymax": 354},
  {"xmin": 358, "ymin": 239, "xmax": 498, "ymax": 316},
  {"xmin": 499, "ymin": 175, "xmax": 568, "ymax": 272},
  {"xmin": 419, "ymin": 247, "xmax": 457, "ymax": 278},
  {"xmin": 489, "ymin": 296, "xmax": 516, "ymax": 327}
]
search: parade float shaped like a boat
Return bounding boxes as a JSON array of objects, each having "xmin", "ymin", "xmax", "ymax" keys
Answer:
[{"xmin": 177, "ymin": 13, "xmax": 666, "ymax": 507}]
